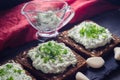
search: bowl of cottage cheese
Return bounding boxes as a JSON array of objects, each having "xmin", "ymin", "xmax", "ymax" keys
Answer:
[{"xmin": 21, "ymin": 0, "xmax": 74, "ymax": 38}]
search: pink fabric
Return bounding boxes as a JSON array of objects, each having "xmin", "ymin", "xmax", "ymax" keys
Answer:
[
  {"xmin": 0, "ymin": 4, "xmax": 36, "ymax": 50},
  {"xmin": 0, "ymin": 0, "xmax": 119, "ymax": 51}
]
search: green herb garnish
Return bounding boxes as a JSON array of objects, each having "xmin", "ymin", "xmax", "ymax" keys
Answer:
[
  {"xmin": 0, "ymin": 64, "xmax": 14, "ymax": 76},
  {"xmin": 0, "ymin": 68, "xmax": 6, "ymax": 76},
  {"xmin": 79, "ymin": 22, "xmax": 106, "ymax": 39},
  {"xmin": 6, "ymin": 64, "xmax": 13, "ymax": 69},
  {"xmin": 35, "ymin": 54, "xmax": 39, "ymax": 58},
  {"xmin": 7, "ymin": 76, "xmax": 14, "ymax": 80},
  {"xmin": 39, "ymin": 41, "xmax": 68, "ymax": 63},
  {"xmin": 14, "ymin": 69, "xmax": 22, "ymax": 74}
]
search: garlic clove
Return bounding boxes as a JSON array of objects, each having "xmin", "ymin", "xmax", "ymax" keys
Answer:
[
  {"xmin": 114, "ymin": 47, "xmax": 120, "ymax": 60},
  {"xmin": 86, "ymin": 57, "xmax": 105, "ymax": 68},
  {"xmin": 75, "ymin": 72, "xmax": 89, "ymax": 80}
]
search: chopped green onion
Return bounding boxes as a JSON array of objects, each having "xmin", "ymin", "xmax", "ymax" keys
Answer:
[
  {"xmin": 14, "ymin": 69, "xmax": 22, "ymax": 74},
  {"xmin": 79, "ymin": 22, "xmax": 106, "ymax": 39},
  {"xmin": 0, "ymin": 68, "xmax": 6, "ymax": 76},
  {"xmin": 38, "ymin": 41, "xmax": 68, "ymax": 63},
  {"xmin": 7, "ymin": 76, "xmax": 14, "ymax": 80},
  {"xmin": 35, "ymin": 54, "xmax": 39, "ymax": 58},
  {"xmin": 6, "ymin": 64, "xmax": 13, "ymax": 69}
]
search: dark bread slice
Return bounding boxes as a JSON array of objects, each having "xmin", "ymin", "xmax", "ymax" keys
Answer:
[
  {"xmin": 0, "ymin": 60, "xmax": 36, "ymax": 80},
  {"xmin": 58, "ymin": 30, "xmax": 120, "ymax": 57},
  {"xmin": 15, "ymin": 45, "xmax": 86, "ymax": 80}
]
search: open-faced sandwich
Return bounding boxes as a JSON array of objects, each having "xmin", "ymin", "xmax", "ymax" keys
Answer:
[
  {"xmin": 16, "ymin": 40, "xmax": 86, "ymax": 80},
  {"xmin": 68, "ymin": 21, "xmax": 112, "ymax": 49},
  {"xmin": 58, "ymin": 20, "xmax": 120, "ymax": 57},
  {"xmin": 0, "ymin": 60, "xmax": 35, "ymax": 80}
]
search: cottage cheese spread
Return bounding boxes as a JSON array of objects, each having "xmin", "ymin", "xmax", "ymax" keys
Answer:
[
  {"xmin": 0, "ymin": 62, "xmax": 32, "ymax": 80},
  {"xmin": 28, "ymin": 41, "xmax": 77, "ymax": 74},
  {"xmin": 68, "ymin": 21, "xmax": 112, "ymax": 49},
  {"xmin": 36, "ymin": 11, "xmax": 61, "ymax": 31}
]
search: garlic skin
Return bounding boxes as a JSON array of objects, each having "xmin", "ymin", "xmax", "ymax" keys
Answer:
[
  {"xmin": 86, "ymin": 57, "xmax": 105, "ymax": 68},
  {"xmin": 114, "ymin": 47, "xmax": 120, "ymax": 60},
  {"xmin": 75, "ymin": 72, "xmax": 89, "ymax": 80}
]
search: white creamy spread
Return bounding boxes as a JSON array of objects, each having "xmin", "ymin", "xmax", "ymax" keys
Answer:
[
  {"xmin": 36, "ymin": 11, "xmax": 61, "ymax": 31},
  {"xmin": 68, "ymin": 21, "xmax": 112, "ymax": 49},
  {"xmin": 28, "ymin": 41, "xmax": 77, "ymax": 74},
  {"xmin": 0, "ymin": 62, "xmax": 32, "ymax": 80}
]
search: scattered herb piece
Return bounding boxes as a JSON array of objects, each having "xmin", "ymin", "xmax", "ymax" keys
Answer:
[
  {"xmin": 7, "ymin": 76, "xmax": 14, "ymax": 80},
  {"xmin": 6, "ymin": 64, "xmax": 13, "ymax": 69},
  {"xmin": 0, "ymin": 68, "xmax": 6, "ymax": 76},
  {"xmin": 14, "ymin": 69, "xmax": 22, "ymax": 74}
]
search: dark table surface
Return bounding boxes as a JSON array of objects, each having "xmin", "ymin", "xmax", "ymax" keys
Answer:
[
  {"xmin": 0, "ymin": 9, "xmax": 120, "ymax": 80},
  {"xmin": 91, "ymin": 9, "xmax": 120, "ymax": 80}
]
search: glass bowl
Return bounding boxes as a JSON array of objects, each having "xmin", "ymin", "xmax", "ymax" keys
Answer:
[{"xmin": 21, "ymin": 0, "xmax": 74, "ymax": 41}]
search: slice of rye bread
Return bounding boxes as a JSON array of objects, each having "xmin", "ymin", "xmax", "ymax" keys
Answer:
[
  {"xmin": 0, "ymin": 60, "xmax": 36, "ymax": 80},
  {"xmin": 58, "ymin": 30, "xmax": 120, "ymax": 57},
  {"xmin": 15, "ymin": 45, "xmax": 86, "ymax": 80}
]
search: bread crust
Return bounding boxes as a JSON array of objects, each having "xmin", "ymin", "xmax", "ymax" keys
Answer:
[{"xmin": 58, "ymin": 30, "xmax": 120, "ymax": 57}]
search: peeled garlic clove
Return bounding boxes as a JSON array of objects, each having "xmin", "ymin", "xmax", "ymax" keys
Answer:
[
  {"xmin": 86, "ymin": 57, "xmax": 105, "ymax": 68},
  {"xmin": 76, "ymin": 72, "xmax": 89, "ymax": 80},
  {"xmin": 114, "ymin": 47, "xmax": 120, "ymax": 60}
]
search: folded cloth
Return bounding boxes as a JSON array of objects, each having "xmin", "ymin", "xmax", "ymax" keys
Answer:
[
  {"xmin": 0, "ymin": 4, "xmax": 37, "ymax": 50},
  {"xmin": 66, "ymin": 0, "xmax": 120, "ymax": 23},
  {"xmin": 0, "ymin": 0, "xmax": 120, "ymax": 51}
]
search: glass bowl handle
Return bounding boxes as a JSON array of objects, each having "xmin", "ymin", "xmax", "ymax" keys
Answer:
[{"xmin": 57, "ymin": 6, "xmax": 75, "ymax": 30}]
